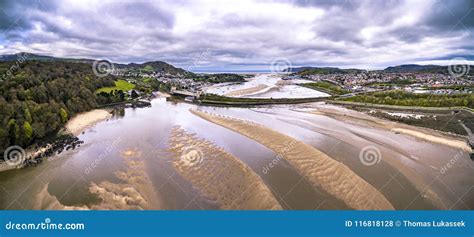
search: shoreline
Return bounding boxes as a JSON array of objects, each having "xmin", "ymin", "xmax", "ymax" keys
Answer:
[
  {"xmin": 224, "ymin": 84, "xmax": 269, "ymax": 97},
  {"xmin": 310, "ymin": 104, "xmax": 472, "ymax": 153},
  {"xmin": 64, "ymin": 109, "xmax": 112, "ymax": 136},
  {"xmin": 328, "ymin": 100, "xmax": 474, "ymax": 114},
  {"xmin": 0, "ymin": 109, "xmax": 112, "ymax": 173}
]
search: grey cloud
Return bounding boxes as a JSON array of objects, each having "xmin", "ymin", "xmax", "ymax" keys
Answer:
[
  {"xmin": 0, "ymin": 0, "xmax": 472, "ymax": 69},
  {"xmin": 423, "ymin": 0, "xmax": 474, "ymax": 31}
]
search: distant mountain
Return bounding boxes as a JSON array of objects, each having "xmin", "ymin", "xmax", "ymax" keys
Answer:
[
  {"xmin": 0, "ymin": 52, "xmax": 98, "ymax": 64},
  {"xmin": 287, "ymin": 66, "xmax": 365, "ymax": 75},
  {"xmin": 382, "ymin": 64, "xmax": 448, "ymax": 73},
  {"xmin": 0, "ymin": 52, "xmax": 58, "ymax": 61},
  {"xmin": 289, "ymin": 64, "xmax": 473, "ymax": 75},
  {"xmin": 0, "ymin": 52, "xmax": 188, "ymax": 76},
  {"xmin": 114, "ymin": 61, "xmax": 188, "ymax": 76}
]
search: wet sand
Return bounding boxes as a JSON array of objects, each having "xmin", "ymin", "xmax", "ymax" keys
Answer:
[
  {"xmin": 34, "ymin": 147, "xmax": 161, "ymax": 210},
  {"xmin": 168, "ymin": 127, "xmax": 282, "ymax": 210},
  {"xmin": 65, "ymin": 109, "xmax": 112, "ymax": 135},
  {"xmin": 190, "ymin": 109, "xmax": 395, "ymax": 210},
  {"xmin": 309, "ymin": 105, "xmax": 472, "ymax": 152},
  {"xmin": 88, "ymin": 148, "xmax": 161, "ymax": 210},
  {"xmin": 390, "ymin": 128, "xmax": 471, "ymax": 152},
  {"xmin": 225, "ymin": 84, "xmax": 268, "ymax": 97},
  {"xmin": 34, "ymin": 184, "xmax": 89, "ymax": 210}
]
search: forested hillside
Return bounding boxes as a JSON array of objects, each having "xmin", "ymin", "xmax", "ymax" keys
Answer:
[{"xmin": 0, "ymin": 61, "xmax": 116, "ymax": 152}]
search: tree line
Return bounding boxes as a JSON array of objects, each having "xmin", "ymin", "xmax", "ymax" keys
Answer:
[
  {"xmin": 343, "ymin": 90, "xmax": 474, "ymax": 108},
  {"xmin": 0, "ymin": 61, "xmax": 116, "ymax": 152}
]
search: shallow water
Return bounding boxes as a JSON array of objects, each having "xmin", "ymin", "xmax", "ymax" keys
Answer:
[
  {"xmin": 205, "ymin": 74, "xmax": 330, "ymax": 99},
  {"xmin": 0, "ymin": 98, "xmax": 472, "ymax": 210}
]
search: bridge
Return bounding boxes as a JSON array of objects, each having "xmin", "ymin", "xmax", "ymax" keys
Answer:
[{"xmin": 170, "ymin": 87, "xmax": 201, "ymax": 98}]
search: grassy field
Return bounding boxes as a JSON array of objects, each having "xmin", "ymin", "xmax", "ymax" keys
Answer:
[
  {"xmin": 96, "ymin": 79, "xmax": 136, "ymax": 93},
  {"xmin": 341, "ymin": 90, "xmax": 474, "ymax": 108},
  {"xmin": 299, "ymin": 82, "xmax": 350, "ymax": 95}
]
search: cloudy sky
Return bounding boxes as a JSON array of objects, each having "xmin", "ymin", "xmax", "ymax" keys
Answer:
[{"xmin": 0, "ymin": 0, "xmax": 473, "ymax": 71}]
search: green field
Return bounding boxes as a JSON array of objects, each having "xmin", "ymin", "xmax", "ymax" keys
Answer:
[
  {"xmin": 341, "ymin": 90, "xmax": 474, "ymax": 109},
  {"xmin": 96, "ymin": 79, "xmax": 136, "ymax": 93},
  {"xmin": 299, "ymin": 81, "xmax": 350, "ymax": 95}
]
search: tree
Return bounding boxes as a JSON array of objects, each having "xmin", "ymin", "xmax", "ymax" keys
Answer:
[
  {"xmin": 24, "ymin": 108, "xmax": 32, "ymax": 123},
  {"xmin": 7, "ymin": 119, "xmax": 19, "ymax": 144},
  {"xmin": 0, "ymin": 128, "xmax": 8, "ymax": 150},
  {"xmin": 59, "ymin": 108, "xmax": 68, "ymax": 123},
  {"xmin": 117, "ymin": 90, "xmax": 125, "ymax": 101},
  {"xmin": 23, "ymin": 122, "xmax": 33, "ymax": 142}
]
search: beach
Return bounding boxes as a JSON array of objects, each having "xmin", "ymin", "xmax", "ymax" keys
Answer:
[
  {"xmin": 225, "ymin": 84, "xmax": 268, "ymax": 97},
  {"xmin": 65, "ymin": 109, "xmax": 112, "ymax": 135}
]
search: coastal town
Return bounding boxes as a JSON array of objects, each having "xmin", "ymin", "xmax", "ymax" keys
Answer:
[
  {"xmin": 111, "ymin": 64, "xmax": 473, "ymax": 98},
  {"xmin": 286, "ymin": 70, "xmax": 473, "ymax": 95}
]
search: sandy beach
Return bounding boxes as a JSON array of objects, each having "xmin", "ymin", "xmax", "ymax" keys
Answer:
[
  {"xmin": 225, "ymin": 84, "xmax": 268, "ymax": 97},
  {"xmin": 156, "ymin": 91, "xmax": 171, "ymax": 98},
  {"xmin": 1, "ymin": 109, "xmax": 111, "ymax": 173},
  {"xmin": 390, "ymin": 128, "xmax": 471, "ymax": 152},
  {"xmin": 191, "ymin": 109, "xmax": 395, "ymax": 210},
  {"xmin": 65, "ymin": 109, "xmax": 112, "ymax": 135}
]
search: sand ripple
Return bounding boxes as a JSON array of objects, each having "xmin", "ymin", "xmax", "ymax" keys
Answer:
[
  {"xmin": 34, "ymin": 148, "xmax": 161, "ymax": 210},
  {"xmin": 34, "ymin": 184, "xmax": 89, "ymax": 210},
  {"xmin": 169, "ymin": 127, "xmax": 282, "ymax": 210},
  {"xmin": 225, "ymin": 84, "xmax": 268, "ymax": 97},
  {"xmin": 86, "ymin": 151, "xmax": 160, "ymax": 210},
  {"xmin": 191, "ymin": 109, "xmax": 395, "ymax": 210}
]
